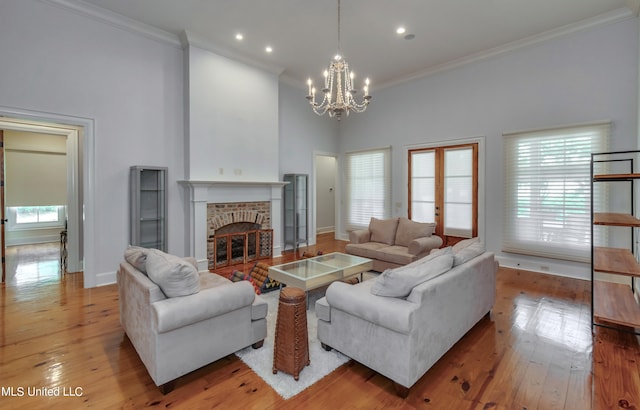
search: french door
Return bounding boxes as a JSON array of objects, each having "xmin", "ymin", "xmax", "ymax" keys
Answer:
[{"xmin": 409, "ymin": 143, "xmax": 478, "ymax": 246}]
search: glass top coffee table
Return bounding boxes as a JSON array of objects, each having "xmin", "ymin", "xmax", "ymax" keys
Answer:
[{"xmin": 268, "ymin": 252, "xmax": 373, "ymax": 292}]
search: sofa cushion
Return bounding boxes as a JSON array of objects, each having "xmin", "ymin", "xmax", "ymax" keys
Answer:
[
  {"xmin": 124, "ymin": 245, "xmax": 148, "ymax": 274},
  {"xmin": 345, "ymin": 242, "xmax": 391, "ymax": 260},
  {"xmin": 369, "ymin": 217, "xmax": 399, "ymax": 245},
  {"xmin": 453, "ymin": 241, "xmax": 485, "ymax": 266},
  {"xmin": 394, "ymin": 218, "xmax": 435, "ymax": 247},
  {"xmin": 199, "ymin": 271, "xmax": 232, "ymax": 290},
  {"xmin": 146, "ymin": 249, "xmax": 200, "ymax": 298},
  {"xmin": 370, "ymin": 253, "xmax": 454, "ymax": 298},
  {"xmin": 370, "ymin": 245, "xmax": 416, "ymax": 266}
]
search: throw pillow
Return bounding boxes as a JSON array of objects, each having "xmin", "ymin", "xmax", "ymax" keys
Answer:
[
  {"xmin": 369, "ymin": 217, "xmax": 399, "ymax": 245},
  {"xmin": 421, "ymin": 246, "xmax": 453, "ymax": 261},
  {"xmin": 452, "ymin": 237, "xmax": 479, "ymax": 253},
  {"xmin": 370, "ymin": 253, "xmax": 454, "ymax": 298},
  {"xmin": 124, "ymin": 245, "xmax": 148, "ymax": 274},
  {"xmin": 453, "ymin": 241, "xmax": 485, "ymax": 266},
  {"xmin": 145, "ymin": 249, "xmax": 200, "ymax": 297},
  {"xmin": 394, "ymin": 217, "xmax": 435, "ymax": 247}
]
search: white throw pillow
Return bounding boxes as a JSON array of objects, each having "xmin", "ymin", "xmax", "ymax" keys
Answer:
[
  {"xmin": 370, "ymin": 253, "xmax": 454, "ymax": 298},
  {"xmin": 452, "ymin": 237, "xmax": 479, "ymax": 253},
  {"xmin": 453, "ymin": 241, "xmax": 485, "ymax": 266},
  {"xmin": 124, "ymin": 245, "xmax": 148, "ymax": 274},
  {"xmin": 145, "ymin": 249, "xmax": 200, "ymax": 297}
]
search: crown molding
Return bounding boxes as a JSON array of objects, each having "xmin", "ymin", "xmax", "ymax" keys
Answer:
[
  {"xmin": 40, "ymin": 0, "xmax": 182, "ymax": 47},
  {"xmin": 41, "ymin": 0, "xmax": 285, "ymax": 75},
  {"xmin": 180, "ymin": 31, "xmax": 285, "ymax": 76},
  {"xmin": 377, "ymin": 7, "xmax": 634, "ymax": 90}
]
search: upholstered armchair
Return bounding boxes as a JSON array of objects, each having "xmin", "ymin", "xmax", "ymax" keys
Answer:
[{"xmin": 117, "ymin": 247, "xmax": 267, "ymax": 392}]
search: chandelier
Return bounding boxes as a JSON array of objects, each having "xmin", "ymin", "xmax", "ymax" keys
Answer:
[{"xmin": 306, "ymin": 0, "xmax": 371, "ymax": 120}]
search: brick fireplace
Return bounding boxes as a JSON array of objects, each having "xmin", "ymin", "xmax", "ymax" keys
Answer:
[
  {"xmin": 207, "ymin": 201, "xmax": 273, "ymax": 269},
  {"xmin": 179, "ymin": 180, "xmax": 287, "ymax": 271}
]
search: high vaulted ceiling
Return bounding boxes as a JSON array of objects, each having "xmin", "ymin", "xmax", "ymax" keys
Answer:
[{"xmin": 73, "ymin": 0, "xmax": 634, "ymax": 89}]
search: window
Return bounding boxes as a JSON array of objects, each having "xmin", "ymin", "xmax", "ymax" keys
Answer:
[
  {"xmin": 503, "ymin": 122, "xmax": 609, "ymax": 262},
  {"xmin": 409, "ymin": 143, "xmax": 478, "ymax": 240},
  {"xmin": 7, "ymin": 206, "xmax": 66, "ymax": 230},
  {"xmin": 344, "ymin": 147, "xmax": 391, "ymax": 230}
]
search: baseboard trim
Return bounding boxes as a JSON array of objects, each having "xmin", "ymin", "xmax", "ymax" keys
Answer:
[
  {"xmin": 95, "ymin": 270, "xmax": 116, "ymax": 287},
  {"xmin": 496, "ymin": 254, "xmax": 590, "ymax": 281}
]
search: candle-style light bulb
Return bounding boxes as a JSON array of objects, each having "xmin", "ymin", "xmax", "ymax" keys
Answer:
[{"xmin": 307, "ymin": 78, "xmax": 312, "ymax": 95}]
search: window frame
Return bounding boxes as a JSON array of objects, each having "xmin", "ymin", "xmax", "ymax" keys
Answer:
[
  {"xmin": 344, "ymin": 146, "xmax": 392, "ymax": 231},
  {"xmin": 502, "ymin": 121, "xmax": 610, "ymax": 262},
  {"xmin": 7, "ymin": 206, "xmax": 66, "ymax": 231}
]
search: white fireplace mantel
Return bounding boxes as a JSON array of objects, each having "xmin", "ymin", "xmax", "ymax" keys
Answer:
[
  {"xmin": 179, "ymin": 179, "xmax": 289, "ymax": 271},
  {"xmin": 179, "ymin": 179, "xmax": 288, "ymax": 187}
]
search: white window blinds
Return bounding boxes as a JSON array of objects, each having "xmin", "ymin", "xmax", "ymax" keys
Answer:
[
  {"xmin": 345, "ymin": 147, "xmax": 391, "ymax": 230},
  {"xmin": 503, "ymin": 122, "xmax": 609, "ymax": 262}
]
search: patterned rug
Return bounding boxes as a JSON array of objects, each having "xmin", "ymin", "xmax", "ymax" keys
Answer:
[{"xmin": 234, "ymin": 286, "xmax": 349, "ymax": 399}]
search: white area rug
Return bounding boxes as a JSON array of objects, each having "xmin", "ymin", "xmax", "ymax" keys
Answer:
[{"xmin": 234, "ymin": 287, "xmax": 349, "ymax": 400}]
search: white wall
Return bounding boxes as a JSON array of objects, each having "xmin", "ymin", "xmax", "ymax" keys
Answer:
[
  {"xmin": 338, "ymin": 17, "xmax": 639, "ymax": 279},
  {"xmin": 0, "ymin": 0, "xmax": 185, "ymax": 286},
  {"xmin": 278, "ymin": 81, "xmax": 339, "ymax": 243},
  {"xmin": 186, "ymin": 45, "xmax": 279, "ymax": 181}
]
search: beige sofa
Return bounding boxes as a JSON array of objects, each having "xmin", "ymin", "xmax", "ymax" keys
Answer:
[
  {"xmin": 317, "ymin": 239, "xmax": 497, "ymax": 397},
  {"xmin": 346, "ymin": 217, "xmax": 443, "ymax": 271},
  {"xmin": 117, "ymin": 246, "xmax": 267, "ymax": 392}
]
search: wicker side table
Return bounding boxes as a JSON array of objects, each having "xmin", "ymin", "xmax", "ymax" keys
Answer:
[{"xmin": 272, "ymin": 287, "xmax": 310, "ymax": 380}]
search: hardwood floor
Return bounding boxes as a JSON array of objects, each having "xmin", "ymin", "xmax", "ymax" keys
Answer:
[{"xmin": 1, "ymin": 234, "xmax": 639, "ymax": 409}]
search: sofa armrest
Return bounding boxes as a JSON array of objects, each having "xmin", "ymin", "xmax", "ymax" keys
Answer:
[
  {"xmin": 408, "ymin": 235, "xmax": 443, "ymax": 256},
  {"xmin": 349, "ymin": 229, "xmax": 371, "ymax": 244},
  {"xmin": 325, "ymin": 282, "xmax": 418, "ymax": 334},
  {"xmin": 153, "ymin": 280, "xmax": 256, "ymax": 333}
]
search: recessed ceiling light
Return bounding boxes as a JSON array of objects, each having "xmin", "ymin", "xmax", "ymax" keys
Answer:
[
  {"xmin": 396, "ymin": 27, "xmax": 406, "ymax": 35},
  {"xmin": 235, "ymin": 33, "xmax": 243, "ymax": 40},
  {"xmin": 265, "ymin": 46, "xmax": 273, "ymax": 53}
]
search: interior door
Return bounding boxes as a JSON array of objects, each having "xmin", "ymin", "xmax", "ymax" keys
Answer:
[{"xmin": 1, "ymin": 129, "xmax": 5, "ymax": 282}]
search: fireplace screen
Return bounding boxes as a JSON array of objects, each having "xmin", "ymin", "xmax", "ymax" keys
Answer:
[{"xmin": 212, "ymin": 229, "xmax": 273, "ymax": 269}]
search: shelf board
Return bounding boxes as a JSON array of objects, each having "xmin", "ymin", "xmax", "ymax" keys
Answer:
[
  {"xmin": 594, "ymin": 247, "xmax": 640, "ymax": 277},
  {"xmin": 593, "ymin": 280, "xmax": 640, "ymax": 329},
  {"xmin": 593, "ymin": 212, "xmax": 640, "ymax": 227},
  {"xmin": 593, "ymin": 173, "xmax": 640, "ymax": 181}
]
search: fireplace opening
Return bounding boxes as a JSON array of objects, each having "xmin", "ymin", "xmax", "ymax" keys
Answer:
[
  {"xmin": 207, "ymin": 202, "xmax": 273, "ymax": 270},
  {"xmin": 210, "ymin": 223, "xmax": 272, "ymax": 269}
]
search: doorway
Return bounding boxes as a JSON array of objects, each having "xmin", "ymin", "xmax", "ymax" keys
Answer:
[
  {"xmin": 0, "ymin": 117, "xmax": 82, "ymax": 284},
  {"xmin": 315, "ymin": 154, "xmax": 337, "ymax": 238}
]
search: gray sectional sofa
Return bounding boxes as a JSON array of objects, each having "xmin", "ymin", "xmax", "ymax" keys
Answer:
[
  {"xmin": 117, "ymin": 247, "xmax": 267, "ymax": 392},
  {"xmin": 346, "ymin": 217, "xmax": 443, "ymax": 272},
  {"xmin": 316, "ymin": 239, "xmax": 497, "ymax": 397}
]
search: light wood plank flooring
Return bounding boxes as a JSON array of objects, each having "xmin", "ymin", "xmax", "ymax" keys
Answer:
[{"xmin": 1, "ymin": 235, "xmax": 639, "ymax": 409}]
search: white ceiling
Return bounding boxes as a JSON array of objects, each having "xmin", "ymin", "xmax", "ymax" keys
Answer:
[{"xmin": 74, "ymin": 0, "xmax": 633, "ymax": 89}]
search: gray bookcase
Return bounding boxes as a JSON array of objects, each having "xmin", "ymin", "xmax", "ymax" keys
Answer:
[
  {"xmin": 283, "ymin": 174, "xmax": 308, "ymax": 251},
  {"xmin": 130, "ymin": 166, "xmax": 167, "ymax": 252}
]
